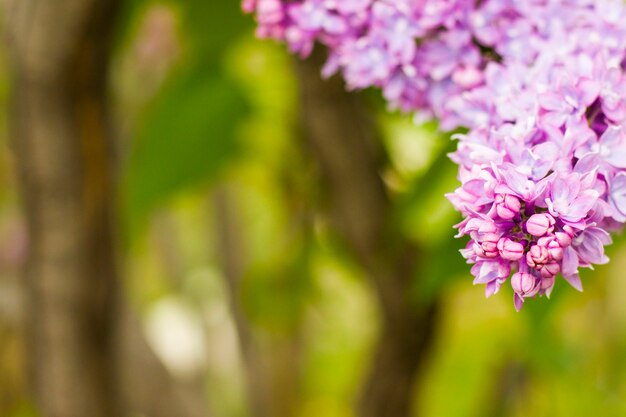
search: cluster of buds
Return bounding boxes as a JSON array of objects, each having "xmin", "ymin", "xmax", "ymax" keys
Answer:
[{"xmin": 457, "ymin": 190, "xmax": 596, "ymax": 311}]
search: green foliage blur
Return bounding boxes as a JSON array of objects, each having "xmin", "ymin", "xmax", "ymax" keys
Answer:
[{"xmin": 0, "ymin": 1, "xmax": 626, "ymax": 416}]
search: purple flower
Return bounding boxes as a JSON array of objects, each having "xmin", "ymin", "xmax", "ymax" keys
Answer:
[
  {"xmin": 471, "ymin": 260, "xmax": 511, "ymax": 298},
  {"xmin": 572, "ymin": 227, "xmax": 612, "ymax": 267},
  {"xmin": 575, "ymin": 126, "xmax": 626, "ymax": 172},
  {"xmin": 495, "ymin": 164, "xmax": 550, "ymax": 203},
  {"xmin": 545, "ymin": 173, "xmax": 599, "ymax": 227},
  {"xmin": 340, "ymin": 39, "xmax": 395, "ymax": 89},
  {"xmin": 561, "ymin": 246, "xmax": 583, "ymax": 292},
  {"xmin": 538, "ymin": 74, "xmax": 599, "ymax": 129}
]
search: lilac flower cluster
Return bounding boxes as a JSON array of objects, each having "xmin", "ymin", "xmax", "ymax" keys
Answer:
[
  {"xmin": 244, "ymin": 0, "xmax": 626, "ymax": 309},
  {"xmin": 447, "ymin": 2, "xmax": 626, "ymax": 309},
  {"xmin": 242, "ymin": 0, "xmax": 493, "ymax": 129}
]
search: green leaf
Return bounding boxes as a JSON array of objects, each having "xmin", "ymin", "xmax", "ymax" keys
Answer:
[
  {"xmin": 116, "ymin": 0, "xmax": 251, "ymax": 58},
  {"xmin": 124, "ymin": 66, "xmax": 249, "ymax": 229},
  {"xmin": 119, "ymin": 0, "xmax": 254, "ymax": 236},
  {"xmin": 177, "ymin": 0, "xmax": 252, "ymax": 58}
]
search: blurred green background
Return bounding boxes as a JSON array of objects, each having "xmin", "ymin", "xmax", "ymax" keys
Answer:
[{"xmin": 1, "ymin": 1, "xmax": 626, "ymax": 417}]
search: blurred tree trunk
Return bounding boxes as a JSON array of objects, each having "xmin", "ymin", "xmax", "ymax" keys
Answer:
[
  {"xmin": 6, "ymin": 1, "xmax": 122, "ymax": 416},
  {"xmin": 7, "ymin": 2, "xmax": 214, "ymax": 417},
  {"xmin": 295, "ymin": 52, "xmax": 439, "ymax": 417}
]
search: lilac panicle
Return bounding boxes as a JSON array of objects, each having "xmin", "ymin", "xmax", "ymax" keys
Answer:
[{"xmin": 244, "ymin": 0, "xmax": 626, "ymax": 309}]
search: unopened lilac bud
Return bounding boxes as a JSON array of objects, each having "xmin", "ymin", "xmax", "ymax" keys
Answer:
[
  {"xmin": 525, "ymin": 213, "xmax": 555, "ymax": 237},
  {"xmin": 555, "ymin": 231, "xmax": 572, "ymax": 247},
  {"xmin": 480, "ymin": 233, "xmax": 500, "ymax": 258},
  {"xmin": 511, "ymin": 272, "xmax": 540, "ymax": 297},
  {"xmin": 537, "ymin": 236, "xmax": 564, "ymax": 261},
  {"xmin": 526, "ymin": 245, "xmax": 549, "ymax": 269},
  {"xmin": 497, "ymin": 238, "xmax": 524, "ymax": 261},
  {"xmin": 547, "ymin": 240, "xmax": 563, "ymax": 261},
  {"xmin": 540, "ymin": 275, "xmax": 556, "ymax": 298},
  {"xmin": 539, "ymin": 261, "xmax": 560, "ymax": 278},
  {"xmin": 495, "ymin": 194, "xmax": 521, "ymax": 220},
  {"xmin": 562, "ymin": 225, "xmax": 576, "ymax": 237},
  {"xmin": 541, "ymin": 275, "xmax": 555, "ymax": 291},
  {"xmin": 548, "ymin": 246, "xmax": 563, "ymax": 261}
]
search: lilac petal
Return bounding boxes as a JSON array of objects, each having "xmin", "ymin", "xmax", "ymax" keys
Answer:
[
  {"xmin": 541, "ymin": 111, "xmax": 568, "ymax": 128},
  {"xmin": 321, "ymin": 54, "xmax": 341, "ymax": 78},
  {"xmin": 574, "ymin": 154, "xmax": 601, "ymax": 174},
  {"xmin": 598, "ymin": 126, "xmax": 626, "ymax": 168},
  {"xmin": 534, "ymin": 173, "xmax": 554, "ymax": 199},
  {"xmin": 546, "ymin": 198, "xmax": 556, "ymax": 217},
  {"xmin": 533, "ymin": 141, "xmax": 559, "ymax": 160},
  {"xmin": 576, "ymin": 240, "xmax": 609, "ymax": 265},
  {"xmin": 599, "ymin": 125, "xmax": 622, "ymax": 147},
  {"xmin": 472, "ymin": 261, "xmax": 499, "ymax": 284},
  {"xmin": 587, "ymin": 227, "xmax": 613, "ymax": 245},
  {"xmin": 603, "ymin": 102, "xmax": 626, "ymax": 122},
  {"xmin": 529, "ymin": 142, "xmax": 558, "ymax": 178},
  {"xmin": 544, "ymin": 281, "xmax": 554, "ymax": 299},
  {"xmin": 468, "ymin": 143, "xmax": 504, "ymax": 164},
  {"xmin": 514, "ymin": 294, "xmax": 524, "ymax": 312},
  {"xmin": 323, "ymin": 15, "xmax": 348, "ymax": 34},
  {"xmin": 576, "ymin": 227, "xmax": 611, "ymax": 265},
  {"xmin": 565, "ymin": 122, "xmax": 596, "ymax": 151},
  {"xmin": 539, "ymin": 92, "xmax": 568, "ymax": 112},
  {"xmin": 551, "ymin": 175, "xmax": 579, "ymax": 204},
  {"xmin": 485, "ymin": 280, "xmax": 498, "ymax": 298},
  {"xmin": 562, "ymin": 246, "xmax": 579, "ymax": 277},
  {"xmin": 610, "ymin": 173, "xmax": 626, "ymax": 218},
  {"xmin": 460, "ymin": 247, "xmax": 475, "ymax": 259},
  {"xmin": 464, "ymin": 178, "xmax": 486, "ymax": 198},
  {"xmin": 605, "ymin": 149, "xmax": 626, "ymax": 169},
  {"xmin": 564, "ymin": 190, "xmax": 599, "ymax": 220},
  {"xmin": 499, "ymin": 167, "xmax": 534, "ymax": 199},
  {"xmin": 563, "ymin": 273, "xmax": 583, "ymax": 292},
  {"xmin": 565, "ymin": 176, "xmax": 583, "ymax": 202},
  {"xmin": 578, "ymin": 78, "xmax": 601, "ymax": 105},
  {"xmin": 580, "ymin": 169, "xmax": 599, "ymax": 190}
]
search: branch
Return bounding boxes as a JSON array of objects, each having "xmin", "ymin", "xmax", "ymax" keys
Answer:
[{"xmin": 295, "ymin": 50, "xmax": 438, "ymax": 417}]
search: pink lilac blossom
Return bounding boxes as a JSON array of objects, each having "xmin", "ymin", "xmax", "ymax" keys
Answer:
[{"xmin": 244, "ymin": 0, "xmax": 626, "ymax": 309}]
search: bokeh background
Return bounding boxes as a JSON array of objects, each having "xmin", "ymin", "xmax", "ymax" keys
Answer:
[{"xmin": 1, "ymin": 1, "xmax": 626, "ymax": 417}]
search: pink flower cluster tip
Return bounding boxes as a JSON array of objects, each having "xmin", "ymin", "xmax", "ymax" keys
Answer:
[{"xmin": 243, "ymin": 0, "xmax": 626, "ymax": 309}]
